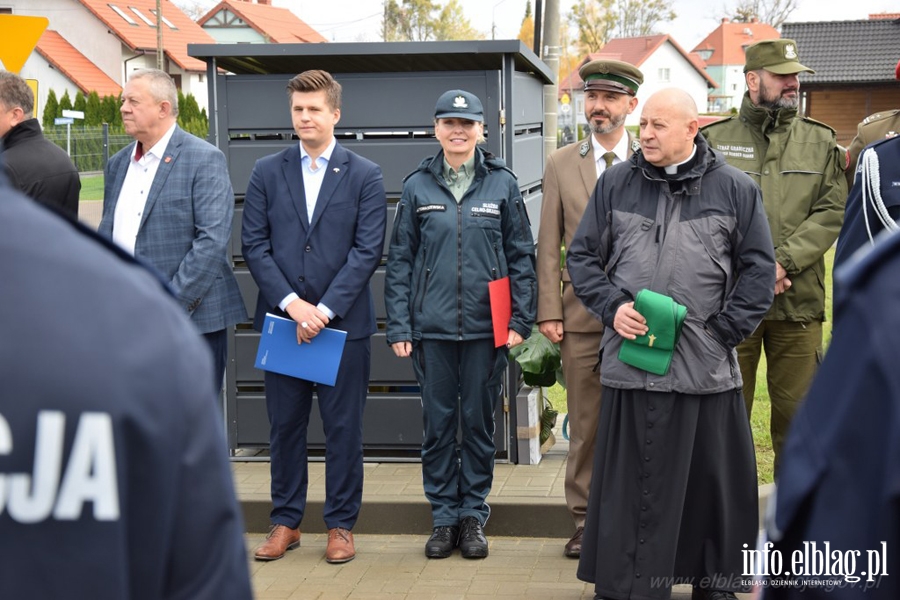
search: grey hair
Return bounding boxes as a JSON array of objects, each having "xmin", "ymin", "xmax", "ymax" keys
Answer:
[{"xmin": 128, "ymin": 68, "xmax": 179, "ymax": 117}]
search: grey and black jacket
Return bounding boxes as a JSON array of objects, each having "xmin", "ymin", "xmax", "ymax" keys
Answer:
[
  {"xmin": 567, "ymin": 134, "xmax": 775, "ymax": 394},
  {"xmin": 385, "ymin": 147, "xmax": 536, "ymax": 343}
]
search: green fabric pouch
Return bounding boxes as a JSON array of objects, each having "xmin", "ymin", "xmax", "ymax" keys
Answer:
[{"xmin": 617, "ymin": 289, "xmax": 688, "ymax": 376}]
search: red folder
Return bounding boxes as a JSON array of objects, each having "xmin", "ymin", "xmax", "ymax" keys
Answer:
[{"xmin": 488, "ymin": 276, "xmax": 511, "ymax": 347}]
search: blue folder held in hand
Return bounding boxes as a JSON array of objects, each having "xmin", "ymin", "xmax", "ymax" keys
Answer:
[{"xmin": 254, "ymin": 313, "xmax": 347, "ymax": 386}]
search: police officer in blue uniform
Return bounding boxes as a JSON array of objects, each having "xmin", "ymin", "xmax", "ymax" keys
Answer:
[
  {"xmin": 834, "ymin": 135, "xmax": 900, "ymax": 273},
  {"xmin": 0, "ymin": 159, "xmax": 252, "ymax": 600},
  {"xmin": 765, "ymin": 228, "xmax": 900, "ymax": 599}
]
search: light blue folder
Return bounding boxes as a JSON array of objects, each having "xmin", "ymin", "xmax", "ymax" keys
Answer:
[{"xmin": 254, "ymin": 313, "xmax": 347, "ymax": 386}]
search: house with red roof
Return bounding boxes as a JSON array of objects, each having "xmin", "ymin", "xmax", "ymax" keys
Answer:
[
  {"xmin": 691, "ymin": 18, "xmax": 780, "ymax": 113},
  {"xmin": 33, "ymin": 30, "xmax": 123, "ymax": 99},
  {"xmin": 12, "ymin": 0, "xmax": 216, "ymax": 119},
  {"xmin": 199, "ymin": 0, "xmax": 327, "ymax": 44},
  {"xmin": 559, "ymin": 34, "xmax": 717, "ymax": 133}
]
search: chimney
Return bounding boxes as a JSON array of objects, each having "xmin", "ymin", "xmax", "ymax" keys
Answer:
[
  {"xmin": 751, "ymin": 17, "xmax": 758, "ymax": 23},
  {"xmin": 721, "ymin": 17, "xmax": 729, "ymax": 24}
]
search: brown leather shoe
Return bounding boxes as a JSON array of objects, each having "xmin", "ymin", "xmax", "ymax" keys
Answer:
[
  {"xmin": 254, "ymin": 524, "xmax": 300, "ymax": 561},
  {"xmin": 325, "ymin": 527, "xmax": 356, "ymax": 563},
  {"xmin": 564, "ymin": 526, "xmax": 584, "ymax": 558}
]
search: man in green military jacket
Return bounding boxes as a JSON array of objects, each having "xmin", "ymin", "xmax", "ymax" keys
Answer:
[{"xmin": 702, "ymin": 39, "xmax": 846, "ymax": 474}]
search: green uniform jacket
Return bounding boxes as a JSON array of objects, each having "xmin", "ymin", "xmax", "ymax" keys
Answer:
[
  {"xmin": 845, "ymin": 109, "xmax": 900, "ymax": 189},
  {"xmin": 701, "ymin": 93, "xmax": 847, "ymax": 323}
]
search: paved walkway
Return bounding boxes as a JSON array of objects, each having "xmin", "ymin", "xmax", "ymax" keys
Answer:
[{"xmin": 236, "ymin": 436, "xmax": 761, "ymax": 600}]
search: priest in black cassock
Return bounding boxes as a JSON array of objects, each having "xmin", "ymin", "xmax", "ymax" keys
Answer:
[{"xmin": 567, "ymin": 88, "xmax": 775, "ymax": 600}]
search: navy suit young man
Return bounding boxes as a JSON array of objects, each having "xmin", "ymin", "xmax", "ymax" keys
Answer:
[{"xmin": 242, "ymin": 70, "xmax": 387, "ymax": 564}]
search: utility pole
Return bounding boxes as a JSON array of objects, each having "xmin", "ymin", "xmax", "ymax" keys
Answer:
[
  {"xmin": 156, "ymin": 0, "xmax": 164, "ymax": 71},
  {"xmin": 541, "ymin": 0, "xmax": 560, "ymax": 161}
]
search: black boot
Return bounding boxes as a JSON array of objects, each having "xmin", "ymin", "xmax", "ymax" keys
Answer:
[
  {"xmin": 425, "ymin": 525, "xmax": 459, "ymax": 558},
  {"xmin": 459, "ymin": 516, "xmax": 488, "ymax": 559}
]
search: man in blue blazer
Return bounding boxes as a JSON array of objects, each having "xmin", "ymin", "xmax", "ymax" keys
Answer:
[
  {"xmin": 98, "ymin": 69, "xmax": 246, "ymax": 392},
  {"xmin": 242, "ymin": 70, "xmax": 387, "ymax": 564}
]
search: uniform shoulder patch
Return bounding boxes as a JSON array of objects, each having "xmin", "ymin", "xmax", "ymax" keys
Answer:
[{"xmin": 862, "ymin": 109, "xmax": 900, "ymax": 125}]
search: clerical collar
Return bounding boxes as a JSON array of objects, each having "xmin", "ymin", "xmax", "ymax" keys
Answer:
[{"xmin": 664, "ymin": 145, "xmax": 698, "ymax": 175}]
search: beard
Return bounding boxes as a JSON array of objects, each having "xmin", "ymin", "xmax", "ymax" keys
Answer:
[
  {"xmin": 757, "ymin": 80, "xmax": 800, "ymax": 110},
  {"xmin": 587, "ymin": 111, "xmax": 627, "ymax": 134}
]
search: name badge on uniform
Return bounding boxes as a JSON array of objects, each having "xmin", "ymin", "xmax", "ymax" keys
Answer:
[
  {"xmin": 471, "ymin": 202, "xmax": 500, "ymax": 218},
  {"xmin": 416, "ymin": 204, "xmax": 446, "ymax": 214}
]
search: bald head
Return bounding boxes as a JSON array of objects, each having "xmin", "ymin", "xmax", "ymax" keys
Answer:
[{"xmin": 639, "ymin": 88, "xmax": 699, "ymax": 167}]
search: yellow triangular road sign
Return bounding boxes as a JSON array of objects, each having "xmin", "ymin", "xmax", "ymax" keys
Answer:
[{"xmin": 0, "ymin": 15, "xmax": 50, "ymax": 74}]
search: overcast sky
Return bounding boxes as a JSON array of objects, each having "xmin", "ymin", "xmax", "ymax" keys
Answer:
[{"xmin": 178, "ymin": 0, "xmax": 896, "ymax": 51}]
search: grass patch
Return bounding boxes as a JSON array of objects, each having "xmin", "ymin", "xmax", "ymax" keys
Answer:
[
  {"xmin": 545, "ymin": 247, "xmax": 835, "ymax": 486},
  {"xmin": 80, "ymin": 173, "xmax": 104, "ymax": 202}
]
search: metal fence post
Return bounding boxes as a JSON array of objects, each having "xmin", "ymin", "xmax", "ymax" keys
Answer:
[{"xmin": 102, "ymin": 123, "xmax": 109, "ymax": 171}]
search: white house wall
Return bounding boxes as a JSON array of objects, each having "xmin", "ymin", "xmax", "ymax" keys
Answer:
[
  {"xmin": 628, "ymin": 42, "xmax": 710, "ymax": 127},
  {"xmin": 20, "ymin": 52, "xmax": 81, "ymax": 124},
  {"xmin": 720, "ymin": 65, "xmax": 747, "ymax": 112}
]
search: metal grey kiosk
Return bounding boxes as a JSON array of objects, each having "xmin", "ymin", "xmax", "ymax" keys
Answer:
[{"xmin": 188, "ymin": 40, "xmax": 552, "ymax": 464}]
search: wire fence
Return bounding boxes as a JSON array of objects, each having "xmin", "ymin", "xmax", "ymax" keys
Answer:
[{"xmin": 43, "ymin": 125, "xmax": 134, "ymax": 173}]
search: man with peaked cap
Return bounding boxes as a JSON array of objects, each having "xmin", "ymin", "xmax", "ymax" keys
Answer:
[
  {"xmin": 702, "ymin": 39, "xmax": 846, "ymax": 475},
  {"xmin": 536, "ymin": 58, "xmax": 642, "ymax": 557},
  {"xmin": 844, "ymin": 58, "xmax": 900, "ymax": 189}
]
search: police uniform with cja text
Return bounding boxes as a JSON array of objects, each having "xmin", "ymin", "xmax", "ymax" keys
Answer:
[{"xmin": 0, "ymin": 170, "xmax": 251, "ymax": 600}]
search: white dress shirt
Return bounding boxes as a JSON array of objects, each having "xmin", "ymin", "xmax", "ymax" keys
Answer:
[
  {"xmin": 111, "ymin": 123, "xmax": 178, "ymax": 255},
  {"xmin": 278, "ymin": 138, "xmax": 338, "ymax": 318},
  {"xmin": 591, "ymin": 131, "xmax": 632, "ymax": 179}
]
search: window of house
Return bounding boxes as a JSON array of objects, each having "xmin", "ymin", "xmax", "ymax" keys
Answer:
[
  {"xmin": 658, "ymin": 68, "xmax": 670, "ymax": 82},
  {"xmin": 129, "ymin": 7, "xmax": 156, "ymax": 26},
  {"xmin": 0, "ymin": 7, "xmax": 13, "ymax": 14},
  {"xmin": 149, "ymin": 10, "xmax": 178, "ymax": 30},
  {"xmin": 109, "ymin": 4, "xmax": 138, "ymax": 25}
]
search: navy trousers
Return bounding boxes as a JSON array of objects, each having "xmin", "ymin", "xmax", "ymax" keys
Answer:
[
  {"xmin": 202, "ymin": 328, "xmax": 228, "ymax": 395},
  {"xmin": 413, "ymin": 338, "xmax": 507, "ymax": 527},
  {"xmin": 265, "ymin": 336, "xmax": 370, "ymax": 530}
]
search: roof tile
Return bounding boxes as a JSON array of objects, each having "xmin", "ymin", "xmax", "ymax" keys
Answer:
[
  {"xmin": 691, "ymin": 21, "xmax": 781, "ymax": 66},
  {"xmin": 782, "ymin": 18, "xmax": 900, "ymax": 84}
]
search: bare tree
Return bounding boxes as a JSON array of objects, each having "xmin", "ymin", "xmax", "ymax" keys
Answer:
[
  {"xmin": 616, "ymin": 0, "xmax": 676, "ymax": 37},
  {"xmin": 727, "ymin": 0, "xmax": 799, "ymax": 28},
  {"xmin": 170, "ymin": 0, "xmax": 209, "ymax": 21}
]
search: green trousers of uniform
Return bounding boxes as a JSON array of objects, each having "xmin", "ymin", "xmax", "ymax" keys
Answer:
[{"xmin": 737, "ymin": 319, "xmax": 823, "ymax": 475}]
